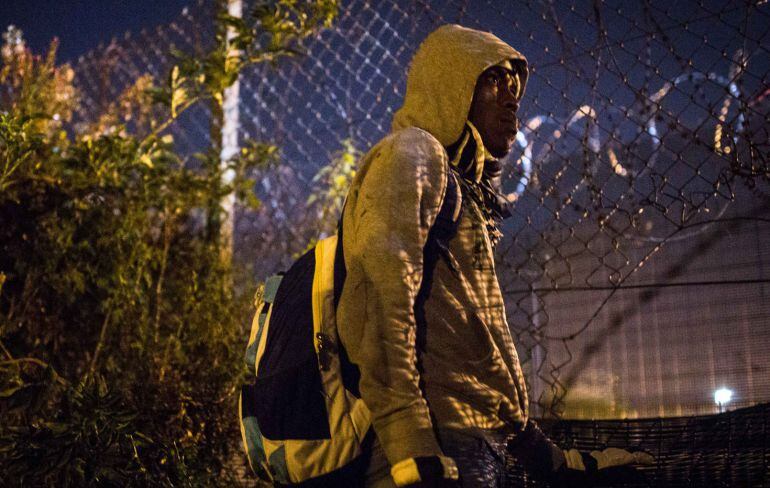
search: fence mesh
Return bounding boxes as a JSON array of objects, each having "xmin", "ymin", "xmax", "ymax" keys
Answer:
[{"xmin": 70, "ymin": 0, "xmax": 770, "ymax": 421}]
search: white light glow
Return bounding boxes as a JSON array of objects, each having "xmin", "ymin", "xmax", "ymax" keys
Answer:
[{"xmin": 714, "ymin": 388, "xmax": 733, "ymax": 406}]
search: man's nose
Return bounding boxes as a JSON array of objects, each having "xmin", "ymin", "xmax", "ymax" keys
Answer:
[
  {"xmin": 501, "ymin": 95, "xmax": 519, "ymax": 112},
  {"xmin": 499, "ymin": 86, "xmax": 519, "ymax": 111}
]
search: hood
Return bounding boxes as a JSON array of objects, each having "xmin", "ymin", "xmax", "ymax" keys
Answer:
[{"xmin": 392, "ymin": 24, "xmax": 528, "ymax": 147}]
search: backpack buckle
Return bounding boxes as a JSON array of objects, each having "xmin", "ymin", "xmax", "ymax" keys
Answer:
[{"xmin": 316, "ymin": 332, "xmax": 338, "ymax": 371}]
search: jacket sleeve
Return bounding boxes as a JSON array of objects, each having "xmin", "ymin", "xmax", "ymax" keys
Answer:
[{"xmin": 339, "ymin": 128, "xmax": 448, "ymax": 466}]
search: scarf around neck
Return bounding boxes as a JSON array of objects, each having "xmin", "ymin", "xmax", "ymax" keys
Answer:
[{"xmin": 445, "ymin": 121, "xmax": 512, "ymax": 246}]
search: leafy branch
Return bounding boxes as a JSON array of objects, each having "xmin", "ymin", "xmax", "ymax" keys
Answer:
[{"xmin": 143, "ymin": 0, "xmax": 338, "ymax": 152}]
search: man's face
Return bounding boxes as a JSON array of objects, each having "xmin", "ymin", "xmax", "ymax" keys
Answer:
[{"xmin": 468, "ymin": 65, "xmax": 522, "ymax": 159}]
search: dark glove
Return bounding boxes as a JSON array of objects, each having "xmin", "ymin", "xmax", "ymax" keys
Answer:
[
  {"xmin": 558, "ymin": 447, "xmax": 654, "ymax": 486},
  {"xmin": 390, "ymin": 455, "xmax": 460, "ymax": 488},
  {"xmin": 508, "ymin": 420, "xmax": 654, "ymax": 487}
]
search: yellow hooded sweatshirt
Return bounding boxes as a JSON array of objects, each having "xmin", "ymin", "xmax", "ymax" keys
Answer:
[{"xmin": 337, "ymin": 24, "xmax": 529, "ymax": 468}]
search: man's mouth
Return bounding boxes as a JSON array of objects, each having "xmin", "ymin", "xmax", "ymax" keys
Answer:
[{"xmin": 501, "ymin": 117, "xmax": 519, "ymax": 134}]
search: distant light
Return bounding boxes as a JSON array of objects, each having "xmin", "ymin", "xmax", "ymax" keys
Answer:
[{"xmin": 714, "ymin": 388, "xmax": 733, "ymax": 412}]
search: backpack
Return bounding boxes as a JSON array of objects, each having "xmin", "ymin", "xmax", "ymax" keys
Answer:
[{"xmin": 239, "ymin": 168, "xmax": 462, "ymax": 486}]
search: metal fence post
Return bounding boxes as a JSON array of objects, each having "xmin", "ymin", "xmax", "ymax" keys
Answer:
[{"xmin": 220, "ymin": 0, "xmax": 242, "ymax": 260}]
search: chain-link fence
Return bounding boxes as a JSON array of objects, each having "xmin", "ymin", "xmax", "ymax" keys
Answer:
[{"xmin": 71, "ymin": 0, "xmax": 770, "ymax": 421}]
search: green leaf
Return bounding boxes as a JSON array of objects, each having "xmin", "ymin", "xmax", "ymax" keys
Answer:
[
  {"xmin": 0, "ymin": 384, "xmax": 24, "ymax": 398},
  {"xmin": 169, "ymin": 66, "xmax": 189, "ymax": 118}
]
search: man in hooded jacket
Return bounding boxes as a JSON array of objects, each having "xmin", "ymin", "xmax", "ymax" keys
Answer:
[{"xmin": 336, "ymin": 24, "xmax": 652, "ymax": 487}]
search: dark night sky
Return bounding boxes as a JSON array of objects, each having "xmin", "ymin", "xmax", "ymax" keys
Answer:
[{"xmin": 0, "ymin": 0, "xmax": 192, "ymax": 62}]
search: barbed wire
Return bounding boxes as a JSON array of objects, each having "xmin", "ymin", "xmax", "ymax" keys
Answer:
[{"xmin": 70, "ymin": 0, "xmax": 770, "ymax": 419}]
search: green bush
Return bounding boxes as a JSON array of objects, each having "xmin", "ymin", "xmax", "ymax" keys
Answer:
[{"xmin": 0, "ymin": 2, "xmax": 337, "ymax": 485}]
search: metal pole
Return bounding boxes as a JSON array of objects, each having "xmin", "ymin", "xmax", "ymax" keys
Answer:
[
  {"xmin": 530, "ymin": 289, "xmax": 544, "ymax": 418},
  {"xmin": 220, "ymin": 0, "xmax": 242, "ymax": 260}
]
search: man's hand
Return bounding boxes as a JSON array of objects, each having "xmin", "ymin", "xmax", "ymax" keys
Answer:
[
  {"xmin": 507, "ymin": 420, "xmax": 654, "ymax": 487},
  {"xmin": 561, "ymin": 447, "xmax": 654, "ymax": 486}
]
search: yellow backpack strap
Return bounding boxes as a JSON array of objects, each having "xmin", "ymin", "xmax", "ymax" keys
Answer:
[
  {"xmin": 245, "ymin": 275, "xmax": 283, "ymax": 374},
  {"xmin": 312, "ymin": 236, "xmax": 338, "ymax": 341}
]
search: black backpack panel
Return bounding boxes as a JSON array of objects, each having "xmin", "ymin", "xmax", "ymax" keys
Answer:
[{"xmin": 253, "ymin": 248, "xmax": 331, "ymax": 440}]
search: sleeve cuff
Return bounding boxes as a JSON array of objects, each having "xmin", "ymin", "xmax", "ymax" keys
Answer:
[
  {"xmin": 563, "ymin": 449, "xmax": 586, "ymax": 471},
  {"xmin": 390, "ymin": 456, "xmax": 459, "ymax": 487},
  {"xmin": 375, "ymin": 412, "xmax": 443, "ymax": 465}
]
